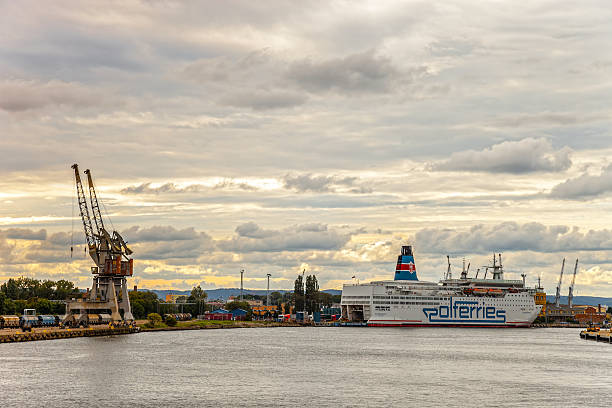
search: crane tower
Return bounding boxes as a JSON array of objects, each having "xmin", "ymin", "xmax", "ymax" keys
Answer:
[
  {"xmin": 568, "ymin": 259, "xmax": 578, "ymax": 308},
  {"xmin": 64, "ymin": 164, "xmax": 134, "ymax": 325},
  {"xmin": 554, "ymin": 258, "xmax": 565, "ymax": 308}
]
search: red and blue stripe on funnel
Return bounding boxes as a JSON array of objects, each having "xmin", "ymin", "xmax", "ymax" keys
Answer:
[{"xmin": 394, "ymin": 245, "xmax": 418, "ymax": 281}]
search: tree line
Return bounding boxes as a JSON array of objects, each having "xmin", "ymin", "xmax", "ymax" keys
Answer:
[
  {"xmin": 1, "ymin": 276, "xmax": 340, "ymax": 318},
  {"xmin": 0, "ymin": 277, "xmax": 81, "ymax": 315},
  {"xmin": 293, "ymin": 274, "xmax": 338, "ymax": 314}
]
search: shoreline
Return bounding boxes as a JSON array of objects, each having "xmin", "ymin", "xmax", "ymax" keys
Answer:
[
  {"xmin": 137, "ymin": 320, "xmax": 304, "ymax": 332},
  {"xmin": 1, "ymin": 320, "xmax": 595, "ymax": 344}
]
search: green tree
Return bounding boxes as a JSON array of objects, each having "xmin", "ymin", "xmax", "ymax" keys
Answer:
[
  {"xmin": 1, "ymin": 277, "xmax": 79, "ymax": 301},
  {"xmin": 147, "ymin": 313, "xmax": 162, "ymax": 327},
  {"xmin": 294, "ymin": 275, "xmax": 304, "ymax": 311},
  {"xmin": 188, "ymin": 285, "xmax": 208, "ymax": 316},
  {"xmin": 129, "ymin": 290, "xmax": 159, "ymax": 319},
  {"xmin": 131, "ymin": 302, "xmax": 145, "ymax": 319},
  {"xmin": 270, "ymin": 291, "xmax": 283, "ymax": 306},
  {"xmin": 14, "ymin": 299, "xmax": 27, "ymax": 315},
  {"xmin": 27, "ymin": 297, "xmax": 52, "ymax": 314},
  {"xmin": 1, "ymin": 278, "xmax": 19, "ymax": 299},
  {"xmin": 164, "ymin": 314, "xmax": 177, "ymax": 326},
  {"xmin": 305, "ymin": 275, "xmax": 320, "ymax": 314},
  {"xmin": 318, "ymin": 292, "xmax": 333, "ymax": 307},
  {"xmin": 54, "ymin": 280, "xmax": 80, "ymax": 300},
  {"xmin": 0, "ymin": 291, "xmax": 6, "ymax": 314}
]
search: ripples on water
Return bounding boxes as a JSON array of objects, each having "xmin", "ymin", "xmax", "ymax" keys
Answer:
[{"xmin": 0, "ymin": 327, "xmax": 610, "ymax": 407}]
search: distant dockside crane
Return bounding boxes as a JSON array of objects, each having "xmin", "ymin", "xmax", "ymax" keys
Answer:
[
  {"xmin": 63, "ymin": 164, "xmax": 135, "ymax": 326},
  {"xmin": 554, "ymin": 258, "xmax": 565, "ymax": 308},
  {"xmin": 568, "ymin": 259, "xmax": 579, "ymax": 308}
]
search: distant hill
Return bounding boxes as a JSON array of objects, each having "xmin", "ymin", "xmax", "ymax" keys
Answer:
[
  {"xmin": 144, "ymin": 288, "xmax": 341, "ymax": 301},
  {"xmin": 545, "ymin": 295, "xmax": 612, "ymax": 307},
  {"xmin": 142, "ymin": 289, "xmax": 612, "ymax": 307}
]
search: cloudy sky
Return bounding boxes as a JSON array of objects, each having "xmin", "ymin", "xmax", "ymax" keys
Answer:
[{"xmin": 1, "ymin": 1, "xmax": 612, "ymax": 296}]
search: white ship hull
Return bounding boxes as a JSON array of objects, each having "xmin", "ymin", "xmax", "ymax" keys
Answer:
[
  {"xmin": 341, "ymin": 246, "xmax": 542, "ymax": 327},
  {"xmin": 342, "ymin": 281, "xmax": 542, "ymax": 328}
]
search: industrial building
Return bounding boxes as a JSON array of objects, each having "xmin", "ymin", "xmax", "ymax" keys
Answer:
[
  {"xmin": 231, "ymin": 309, "xmax": 248, "ymax": 320},
  {"xmin": 544, "ymin": 304, "xmax": 609, "ymax": 324},
  {"xmin": 165, "ymin": 294, "xmax": 186, "ymax": 303},
  {"xmin": 252, "ymin": 305, "xmax": 278, "ymax": 319},
  {"xmin": 204, "ymin": 309, "xmax": 233, "ymax": 320}
]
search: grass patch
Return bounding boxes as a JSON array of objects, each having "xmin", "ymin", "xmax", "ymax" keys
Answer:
[{"xmin": 137, "ymin": 319, "xmax": 300, "ymax": 331}]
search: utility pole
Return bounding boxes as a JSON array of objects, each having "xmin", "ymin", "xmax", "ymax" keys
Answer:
[
  {"xmin": 266, "ymin": 273, "xmax": 271, "ymax": 306},
  {"xmin": 302, "ymin": 269, "xmax": 306, "ymax": 322}
]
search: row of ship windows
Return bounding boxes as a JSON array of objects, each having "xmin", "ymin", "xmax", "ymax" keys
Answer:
[
  {"xmin": 374, "ymin": 296, "xmax": 448, "ymax": 301},
  {"xmin": 373, "ymin": 301, "xmax": 441, "ymax": 306},
  {"xmin": 342, "ymin": 296, "xmax": 371, "ymax": 299}
]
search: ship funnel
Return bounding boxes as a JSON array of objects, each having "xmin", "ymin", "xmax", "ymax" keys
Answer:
[{"xmin": 394, "ymin": 245, "xmax": 418, "ymax": 281}]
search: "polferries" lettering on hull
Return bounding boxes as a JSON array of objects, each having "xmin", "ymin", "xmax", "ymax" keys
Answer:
[{"xmin": 422, "ymin": 297, "xmax": 507, "ymax": 324}]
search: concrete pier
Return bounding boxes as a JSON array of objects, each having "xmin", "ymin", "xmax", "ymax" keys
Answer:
[
  {"xmin": 0, "ymin": 325, "xmax": 140, "ymax": 343},
  {"xmin": 580, "ymin": 328, "xmax": 612, "ymax": 344}
]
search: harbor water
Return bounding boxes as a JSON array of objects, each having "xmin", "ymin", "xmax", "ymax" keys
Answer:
[{"xmin": 1, "ymin": 327, "xmax": 610, "ymax": 407}]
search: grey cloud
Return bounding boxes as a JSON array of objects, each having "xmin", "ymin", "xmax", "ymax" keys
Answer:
[
  {"xmin": 0, "ymin": 228, "xmax": 65, "ymax": 264},
  {"xmin": 550, "ymin": 165, "xmax": 612, "ymax": 200},
  {"xmin": 427, "ymin": 38, "xmax": 480, "ymax": 57},
  {"xmin": 182, "ymin": 49, "xmax": 308, "ymax": 110},
  {"xmin": 182, "ymin": 49, "xmax": 273, "ymax": 83},
  {"xmin": 430, "ymin": 138, "xmax": 572, "ymax": 173},
  {"xmin": 218, "ymin": 89, "xmax": 307, "ymax": 110},
  {"xmin": 287, "ymin": 50, "xmax": 407, "ymax": 94},
  {"xmin": 48, "ymin": 232, "xmax": 71, "ymax": 246},
  {"xmin": 121, "ymin": 183, "xmax": 206, "ymax": 194},
  {"xmin": 283, "ymin": 173, "xmax": 368, "ymax": 193},
  {"xmin": 122, "ymin": 180, "xmax": 257, "ymax": 195},
  {"xmin": 213, "ymin": 180, "xmax": 258, "ymax": 191},
  {"xmin": 136, "ymin": 239, "xmax": 213, "ymax": 261},
  {"xmin": 123, "ymin": 226, "xmax": 204, "ymax": 242},
  {"xmin": 1, "ymin": 228, "xmax": 47, "ymax": 240},
  {"xmin": 416, "ymin": 222, "xmax": 612, "ymax": 254},
  {"xmin": 490, "ymin": 112, "xmax": 610, "ymax": 128},
  {"xmin": 0, "ymin": 79, "xmax": 103, "ymax": 112},
  {"xmin": 235, "ymin": 222, "xmax": 276, "ymax": 239},
  {"xmin": 124, "ymin": 226, "xmax": 215, "ymax": 261},
  {"xmin": 218, "ymin": 222, "xmax": 352, "ymax": 252}
]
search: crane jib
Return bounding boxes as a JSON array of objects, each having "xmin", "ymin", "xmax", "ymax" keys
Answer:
[{"xmin": 71, "ymin": 163, "xmax": 134, "ymax": 277}]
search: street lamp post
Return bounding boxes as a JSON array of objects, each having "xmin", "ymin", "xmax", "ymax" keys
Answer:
[
  {"xmin": 240, "ymin": 269, "xmax": 244, "ymax": 301},
  {"xmin": 302, "ymin": 269, "xmax": 306, "ymax": 323},
  {"xmin": 266, "ymin": 273, "xmax": 271, "ymax": 307}
]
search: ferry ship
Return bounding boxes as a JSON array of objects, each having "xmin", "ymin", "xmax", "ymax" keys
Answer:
[{"xmin": 341, "ymin": 246, "xmax": 542, "ymax": 327}]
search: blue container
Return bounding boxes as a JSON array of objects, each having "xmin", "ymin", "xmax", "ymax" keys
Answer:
[
  {"xmin": 313, "ymin": 312, "xmax": 321, "ymax": 323},
  {"xmin": 38, "ymin": 315, "xmax": 56, "ymax": 326},
  {"xmin": 21, "ymin": 315, "xmax": 39, "ymax": 328}
]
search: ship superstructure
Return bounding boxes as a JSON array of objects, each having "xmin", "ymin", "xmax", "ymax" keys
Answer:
[{"xmin": 341, "ymin": 246, "xmax": 542, "ymax": 327}]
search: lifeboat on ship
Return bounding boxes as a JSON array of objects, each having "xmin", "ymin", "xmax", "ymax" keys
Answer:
[
  {"xmin": 487, "ymin": 288, "xmax": 504, "ymax": 296},
  {"xmin": 472, "ymin": 288, "xmax": 488, "ymax": 296}
]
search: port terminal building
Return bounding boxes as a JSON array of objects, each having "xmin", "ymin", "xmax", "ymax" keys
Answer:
[{"xmin": 544, "ymin": 304, "xmax": 609, "ymax": 325}]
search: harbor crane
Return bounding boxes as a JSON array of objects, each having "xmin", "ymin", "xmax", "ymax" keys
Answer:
[
  {"xmin": 64, "ymin": 164, "xmax": 134, "ymax": 325},
  {"xmin": 554, "ymin": 258, "xmax": 565, "ymax": 308},
  {"xmin": 568, "ymin": 259, "xmax": 579, "ymax": 308}
]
